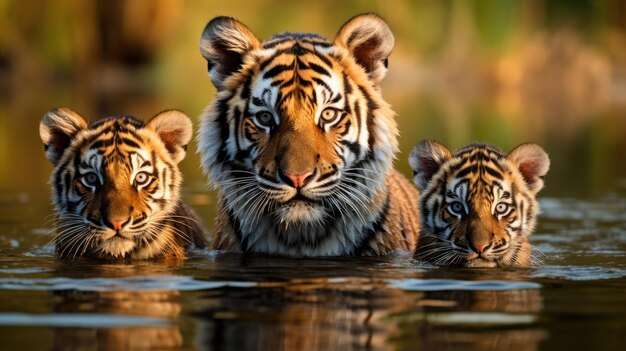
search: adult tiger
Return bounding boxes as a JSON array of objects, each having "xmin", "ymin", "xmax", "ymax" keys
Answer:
[
  {"xmin": 39, "ymin": 107, "xmax": 207, "ymax": 260},
  {"xmin": 197, "ymin": 14, "xmax": 419, "ymax": 256},
  {"xmin": 409, "ymin": 141, "xmax": 550, "ymax": 267}
]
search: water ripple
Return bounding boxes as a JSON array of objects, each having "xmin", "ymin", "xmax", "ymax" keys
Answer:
[
  {"xmin": 0, "ymin": 313, "xmax": 169, "ymax": 327},
  {"xmin": 0, "ymin": 276, "xmax": 257, "ymax": 292},
  {"xmin": 388, "ymin": 279, "xmax": 541, "ymax": 291},
  {"xmin": 0, "ymin": 267, "xmax": 51, "ymax": 274},
  {"xmin": 413, "ymin": 312, "xmax": 537, "ymax": 325},
  {"xmin": 532, "ymin": 265, "xmax": 626, "ymax": 280},
  {"xmin": 539, "ymin": 197, "xmax": 626, "ymax": 222}
]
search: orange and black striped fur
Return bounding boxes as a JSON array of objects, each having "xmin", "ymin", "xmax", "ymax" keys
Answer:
[
  {"xmin": 39, "ymin": 108, "xmax": 207, "ymax": 260},
  {"xmin": 197, "ymin": 14, "xmax": 419, "ymax": 256},
  {"xmin": 409, "ymin": 141, "xmax": 550, "ymax": 267}
]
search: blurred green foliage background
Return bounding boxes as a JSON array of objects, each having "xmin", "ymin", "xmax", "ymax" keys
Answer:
[{"xmin": 1, "ymin": 0, "xmax": 625, "ymax": 222}]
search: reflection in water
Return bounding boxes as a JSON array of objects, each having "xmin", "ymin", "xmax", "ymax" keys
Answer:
[
  {"xmin": 193, "ymin": 256, "xmax": 545, "ymax": 351},
  {"xmin": 406, "ymin": 327, "xmax": 546, "ymax": 351},
  {"xmin": 196, "ymin": 277, "xmax": 414, "ymax": 350},
  {"xmin": 397, "ymin": 288, "xmax": 546, "ymax": 351},
  {"xmin": 0, "ymin": 248, "xmax": 624, "ymax": 350},
  {"xmin": 50, "ymin": 262, "xmax": 184, "ymax": 351}
]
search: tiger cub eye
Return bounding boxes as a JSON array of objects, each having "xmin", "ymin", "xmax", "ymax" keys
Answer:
[
  {"xmin": 255, "ymin": 111, "xmax": 274, "ymax": 127},
  {"xmin": 495, "ymin": 203, "xmax": 512, "ymax": 216},
  {"xmin": 83, "ymin": 172, "xmax": 99, "ymax": 187},
  {"xmin": 447, "ymin": 201, "xmax": 465, "ymax": 216}
]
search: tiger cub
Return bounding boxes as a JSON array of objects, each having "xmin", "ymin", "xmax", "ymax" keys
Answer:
[
  {"xmin": 409, "ymin": 141, "xmax": 550, "ymax": 267},
  {"xmin": 197, "ymin": 14, "xmax": 419, "ymax": 256},
  {"xmin": 39, "ymin": 107, "xmax": 207, "ymax": 260}
]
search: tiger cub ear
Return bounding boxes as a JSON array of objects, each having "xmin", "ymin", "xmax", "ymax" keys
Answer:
[
  {"xmin": 409, "ymin": 140, "xmax": 452, "ymax": 190},
  {"xmin": 199, "ymin": 16, "xmax": 260, "ymax": 90},
  {"xmin": 146, "ymin": 110, "xmax": 193, "ymax": 164},
  {"xmin": 334, "ymin": 13, "xmax": 394, "ymax": 86},
  {"xmin": 39, "ymin": 107, "xmax": 88, "ymax": 165},
  {"xmin": 507, "ymin": 143, "xmax": 550, "ymax": 194}
]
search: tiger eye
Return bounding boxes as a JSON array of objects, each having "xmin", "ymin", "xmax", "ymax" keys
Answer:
[
  {"xmin": 135, "ymin": 171, "xmax": 150, "ymax": 186},
  {"xmin": 83, "ymin": 173, "xmax": 99, "ymax": 186},
  {"xmin": 495, "ymin": 202, "xmax": 511, "ymax": 215},
  {"xmin": 321, "ymin": 108, "xmax": 340, "ymax": 123},
  {"xmin": 449, "ymin": 201, "xmax": 464, "ymax": 215},
  {"xmin": 255, "ymin": 111, "xmax": 274, "ymax": 126}
]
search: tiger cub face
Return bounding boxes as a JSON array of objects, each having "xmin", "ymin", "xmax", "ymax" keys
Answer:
[
  {"xmin": 198, "ymin": 15, "xmax": 397, "ymax": 228},
  {"xmin": 409, "ymin": 141, "xmax": 550, "ymax": 267},
  {"xmin": 39, "ymin": 108, "xmax": 193, "ymax": 259}
]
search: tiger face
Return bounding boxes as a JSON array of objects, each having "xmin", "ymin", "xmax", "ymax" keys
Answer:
[
  {"xmin": 409, "ymin": 141, "xmax": 550, "ymax": 267},
  {"xmin": 39, "ymin": 108, "xmax": 194, "ymax": 259},
  {"xmin": 198, "ymin": 14, "xmax": 401, "ymax": 253}
]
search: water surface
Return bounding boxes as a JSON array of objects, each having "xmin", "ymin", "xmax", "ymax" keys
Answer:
[{"xmin": 0, "ymin": 190, "xmax": 624, "ymax": 350}]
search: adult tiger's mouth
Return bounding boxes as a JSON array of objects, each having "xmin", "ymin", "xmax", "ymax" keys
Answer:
[
  {"xmin": 464, "ymin": 257, "xmax": 498, "ymax": 268},
  {"xmin": 274, "ymin": 193, "xmax": 327, "ymax": 224},
  {"xmin": 289, "ymin": 193, "xmax": 319, "ymax": 204}
]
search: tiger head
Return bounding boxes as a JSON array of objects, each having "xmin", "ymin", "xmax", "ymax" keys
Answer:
[
  {"xmin": 198, "ymin": 14, "xmax": 398, "ymax": 229},
  {"xmin": 409, "ymin": 141, "xmax": 550, "ymax": 267},
  {"xmin": 39, "ymin": 107, "xmax": 192, "ymax": 258}
]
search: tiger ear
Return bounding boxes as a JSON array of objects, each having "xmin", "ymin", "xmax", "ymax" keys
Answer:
[
  {"xmin": 507, "ymin": 143, "xmax": 550, "ymax": 194},
  {"xmin": 39, "ymin": 107, "xmax": 88, "ymax": 165},
  {"xmin": 409, "ymin": 140, "xmax": 452, "ymax": 189},
  {"xmin": 146, "ymin": 110, "xmax": 193, "ymax": 164},
  {"xmin": 199, "ymin": 16, "xmax": 260, "ymax": 90},
  {"xmin": 334, "ymin": 13, "xmax": 394, "ymax": 86}
]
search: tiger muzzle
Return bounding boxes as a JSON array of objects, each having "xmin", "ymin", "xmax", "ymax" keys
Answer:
[{"xmin": 275, "ymin": 130, "xmax": 319, "ymax": 189}]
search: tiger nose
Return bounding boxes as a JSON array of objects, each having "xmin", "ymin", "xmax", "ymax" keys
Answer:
[
  {"xmin": 283, "ymin": 170, "xmax": 314, "ymax": 189},
  {"xmin": 105, "ymin": 217, "xmax": 129, "ymax": 231},
  {"xmin": 471, "ymin": 242, "xmax": 490, "ymax": 254}
]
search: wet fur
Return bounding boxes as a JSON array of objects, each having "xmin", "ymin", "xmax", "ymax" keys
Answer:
[
  {"xmin": 197, "ymin": 14, "xmax": 419, "ymax": 256},
  {"xmin": 40, "ymin": 108, "xmax": 207, "ymax": 260},
  {"xmin": 409, "ymin": 141, "xmax": 549, "ymax": 267}
]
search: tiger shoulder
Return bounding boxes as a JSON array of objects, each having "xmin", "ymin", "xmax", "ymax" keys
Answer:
[
  {"xmin": 197, "ymin": 13, "xmax": 420, "ymax": 256},
  {"xmin": 39, "ymin": 107, "xmax": 208, "ymax": 260}
]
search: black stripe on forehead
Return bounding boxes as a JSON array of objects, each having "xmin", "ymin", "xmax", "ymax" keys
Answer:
[
  {"xmin": 454, "ymin": 160, "xmax": 504, "ymax": 180},
  {"xmin": 263, "ymin": 62, "xmax": 295, "ymax": 80},
  {"xmin": 87, "ymin": 117, "xmax": 146, "ymax": 148},
  {"xmin": 89, "ymin": 130, "xmax": 144, "ymax": 152},
  {"xmin": 118, "ymin": 137, "xmax": 140, "ymax": 149},
  {"xmin": 308, "ymin": 62, "xmax": 331, "ymax": 77},
  {"xmin": 483, "ymin": 164, "xmax": 504, "ymax": 179},
  {"xmin": 453, "ymin": 143, "xmax": 504, "ymax": 157},
  {"xmin": 455, "ymin": 164, "xmax": 479, "ymax": 179},
  {"xmin": 259, "ymin": 42, "xmax": 334, "ymax": 74},
  {"xmin": 453, "ymin": 164, "xmax": 504, "ymax": 195},
  {"xmin": 262, "ymin": 59, "xmax": 333, "ymax": 86},
  {"xmin": 437, "ymin": 149, "xmax": 508, "ymax": 200},
  {"xmin": 90, "ymin": 137, "xmax": 114, "ymax": 150},
  {"xmin": 89, "ymin": 115, "xmax": 144, "ymax": 129},
  {"xmin": 451, "ymin": 145, "xmax": 505, "ymax": 178},
  {"xmin": 263, "ymin": 32, "xmax": 330, "ymax": 48},
  {"xmin": 311, "ymin": 77, "xmax": 332, "ymax": 94},
  {"xmin": 270, "ymin": 32, "xmax": 329, "ymax": 42}
]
